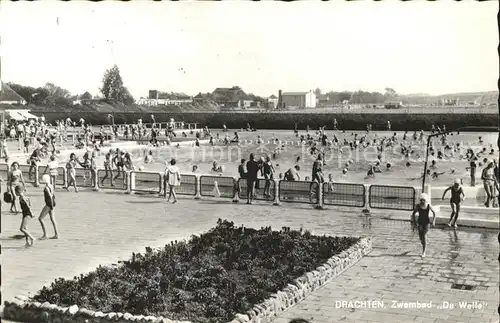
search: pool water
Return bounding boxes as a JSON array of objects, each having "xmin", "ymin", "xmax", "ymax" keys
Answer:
[{"xmin": 10, "ymin": 130, "xmax": 499, "ymax": 188}]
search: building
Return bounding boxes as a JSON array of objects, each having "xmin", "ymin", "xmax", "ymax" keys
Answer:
[
  {"xmin": 281, "ymin": 90, "xmax": 316, "ymax": 109},
  {"xmin": 0, "ymin": 82, "xmax": 27, "ymax": 105},
  {"xmin": 316, "ymin": 94, "xmax": 331, "ymax": 106},
  {"xmin": 139, "ymin": 91, "xmax": 193, "ymax": 106},
  {"xmin": 442, "ymin": 99, "xmax": 459, "ymax": 106},
  {"xmin": 193, "ymin": 92, "xmax": 214, "ymax": 102},
  {"xmin": 211, "ymin": 86, "xmax": 253, "ymax": 108},
  {"xmin": 4, "ymin": 109, "xmax": 38, "ymax": 121},
  {"xmin": 384, "ymin": 99, "xmax": 404, "ymax": 109},
  {"xmin": 267, "ymin": 94, "xmax": 279, "ymax": 109}
]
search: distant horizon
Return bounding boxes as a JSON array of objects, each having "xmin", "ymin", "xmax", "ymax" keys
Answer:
[
  {"xmin": 2, "ymin": 80, "xmax": 497, "ymax": 100},
  {"xmin": 1, "ymin": 1, "xmax": 497, "ymax": 98}
]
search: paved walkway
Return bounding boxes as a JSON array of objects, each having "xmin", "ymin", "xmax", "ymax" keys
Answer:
[{"xmin": 1, "ymin": 188, "xmax": 498, "ymax": 323}]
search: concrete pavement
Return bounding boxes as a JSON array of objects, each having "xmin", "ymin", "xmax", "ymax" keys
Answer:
[{"xmin": 1, "ymin": 189, "xmax": 498, "ymax": 323}]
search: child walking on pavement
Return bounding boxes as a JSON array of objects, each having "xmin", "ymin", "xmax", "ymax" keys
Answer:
[
  {"xmin": 441, "ymin": 178, "xmax": 465, "ymax": 228},
  {"xmin": 411, "ymin": 193, "xmax": 436, "ymax": 258},
  {"xmin": 16, "ymin": 185, "xmax": 35, "ymax": 247}
]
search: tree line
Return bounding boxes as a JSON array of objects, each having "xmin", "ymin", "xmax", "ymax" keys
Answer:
[
  {"xmin": 6, "ymin": 65, "xmax": 134, "ymax": 107},
  {"xmin": 314, "ymin": 87, "xmax": 399, "ymax": 104}
]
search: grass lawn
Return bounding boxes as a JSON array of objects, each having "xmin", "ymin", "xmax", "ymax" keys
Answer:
[{"xmin": 32, "ymin": 219, "xmax": 359, "ymax": 323}]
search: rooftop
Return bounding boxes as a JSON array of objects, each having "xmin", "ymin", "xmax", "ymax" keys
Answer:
[
  {"xmin": 0, "ymin": 82, "xmax": 26, "ymax": 103},
  {"xmin": 282, "ymin": 91, "xmax": 309, "ymax": 96}
]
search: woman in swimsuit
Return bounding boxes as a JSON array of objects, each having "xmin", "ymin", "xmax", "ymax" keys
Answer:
[
  {"xmin": 8, "ymin": 162, "xmax": 26, "ymax": 213},
  {"xmin": 79, "ymin": 151, "xmax": 92, "ymax": 185},
  {"xmin": 65, "ymin": 153, "xmax": 79, "ymax": 192},
  {"xmin": 101, "ymin": 149, "xmax": 115, "ymax": 187},
  {"xmin": 28, "ymin": 148, "xmax": 41, "ymax": 180},
  {"xmin": 16, "ymin": 185, "xmax": 35, "ymax": 247},
  {"xmin": 481, "ymin": 162, "xmax": 496, "ymax": 207},
  {"xmin": 442, "ymin": 179, "xmax": 465, "ymax": 228},
  {"xmin": 39, "ymin": 174, "xmax": 58, "ymax": 240},
  {"xmin": 411, "ymin": 193, "xmax": 436, "ymax": 258}
]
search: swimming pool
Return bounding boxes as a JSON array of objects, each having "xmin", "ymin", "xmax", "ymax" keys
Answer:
[{"xmin": 9, "ymin": 129, "xmax": 500, "ymax": 187}]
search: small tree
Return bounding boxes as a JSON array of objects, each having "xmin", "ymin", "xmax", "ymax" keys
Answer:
[
  {"xmin": 384, "ymin": 87, "xmax": 397, "ymax": 98},
  {"xmin": 44, "ymin": 82, "xmax": 70, "ymax": 98},
  {"xmin": 100, "ymin": 65, "xmax": 134, "ymax": 104}
]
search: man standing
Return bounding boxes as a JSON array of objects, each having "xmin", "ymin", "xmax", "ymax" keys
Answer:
[{"xmin": 246, "ymin": 153, "xmax": 260, "ymax": 204}]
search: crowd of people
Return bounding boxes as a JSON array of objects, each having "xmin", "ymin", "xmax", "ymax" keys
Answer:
[
  {"xmin": 3, "ymin": 171, "xmax": 57, "ymax": 247},
  {"xmin": 2, "ymin": 116, "xmax": 499, "ymax": 251}
]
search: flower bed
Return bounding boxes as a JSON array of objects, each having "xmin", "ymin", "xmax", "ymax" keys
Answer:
[{"xmin": 4, "ymin": 219, "xmax": 372, "ymax": 323}]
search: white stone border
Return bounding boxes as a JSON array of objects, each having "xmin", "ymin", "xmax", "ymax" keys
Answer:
[
  {"xmin": 228, "ymin": 237, "xmax": 372, "ymax": 323},
  {"xmin": 3, "ymin": 237, "xmax": 372, "ymax": 323}
]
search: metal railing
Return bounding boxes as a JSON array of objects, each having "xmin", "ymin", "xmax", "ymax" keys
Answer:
[
  {"xmin": 199, "ymin": 175, "xmax": 235, "ymax": 198},
  {"xmin": 0, "ymin": 163, "xmax": 418, "ymax": 211},
  {"xmin": 132, "ymin": 171, "xmax": 161, "ymax": 194},
  {"xmin": 18, "ymin": 164, "xmax": 37, "ymax": 186},
  {"xmin": 369, "ymin": 185, "xmax": 416, "ymax": 211},
  {"xmin": 174, "ymin": 174, "xmax": 197, "ymax": 196},
  {"xmin": 279, "ymin": 180, "xmax": 319, "ymax": 204},
  {"xmin": 37, "ymin": 166, "xmax": 66, "ymax": 186},
  {"xmin": 237, "ymin": 178, "xmax": 276, "ymax": 202},
  {"xmin": 97, "ymin": 169, "xmax": 128, "ymax": 190},
  {"xmin": 323, "ymin": 182, "xmax": 366, "ymax": 207}
]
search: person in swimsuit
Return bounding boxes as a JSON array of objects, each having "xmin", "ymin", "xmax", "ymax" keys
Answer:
[
  {"xmin": 16, "ymin": 185, "xmax": 35, "ymax": 247},
  {"xmin": 262, "ymin": 155, "xmax": 275, "ymax": 198},
  {"xmin": 411, "ymin": 193, "xmax": 436, "ymax": 258},
  {"xmin": 101, "ymin": 149, "xmax": 115, "ymax": 187},
  {"xmin": 8, "ymin": 162, "xmax": 26, "ymax": 214},
  {"xmin": 442, "ymin": 178, "xmax": 465, "ymax": 228},
  {"xmin": 28, "ymin": 148, "xmax": 41, "ymax": 180},
  {"xmin": 43, "ymin": 155, "xmax": 59, "ymax": 189},
  {"xmin": 284, "ymin": 165, "xmax": 301, "ymax": 181},
  {"xmin": 90, "ymin": 151, "xmax": 98, "ymax": 189},
  {"xmin": 65, "ymin": 153, "xmax": 79, "ymax": 192},
  {"xmin": 39, "ymin": 174, "xmax": 59, "ymax": 240},
  {"xmin": 123, "ymin": 151, "xmax": 134, "ymax": 171},
  {"xmin": 309, "ymin": 154, "xmax": 324, "ymax": 202},
  {"xmin": 79, "ymin": 151, "xmax": 92, "ymax": 185},
  {"xmin": 113, "ymin": 150, "xmax": 125, "ymax": 182},
  {"xmin": 481, "ymin": 162, "xmax": 496, "ymax": 208}
]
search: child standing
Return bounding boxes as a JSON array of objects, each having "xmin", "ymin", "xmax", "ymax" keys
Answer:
[
  {"xmin": 411, "ymin": 193, "xmax": 436, "ymax": 258},
  {"xmin": 165, "ymin": 158, "xmax": 181, "ymax": 203},
  {"xmin": 39, "ymin": 174, "xmax": 59, "ymax": 240},
  {"xmin": 16, "ymin": 185, "xmax": 35, "ymax": 247},
  {"xmin": 442, "ymin": 179, "xmax": 465, "ymax": 228}
]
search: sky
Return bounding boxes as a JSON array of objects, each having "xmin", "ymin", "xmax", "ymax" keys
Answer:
[{"xmin": 0, "ymin": 1, "xmax": 497, "ymax": 98}]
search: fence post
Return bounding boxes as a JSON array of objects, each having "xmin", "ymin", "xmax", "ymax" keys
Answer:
[
  {"xmin": 273, "ymin": 179, "xmax": 280, "ymax": 206},
  {"xmin": 159, "ymin": 174, "xmax": 165, "ymax": 197},
  {"xmin": 194, "ymin": 175, "xmax": 201, "ymax": 200},
  {"xmin": 93, "ymin": 168, "xmax": 99, "ymax": 191},
  {"xmin": 233, "ymin": 177, "xmax": 240, "ymax": 203},
  {"xmin": 314, "ymin": 182, "xmax": 324, "ymax": 210},
  {"xmin": 362, "ymin": 184, "xmax": 371, "ymax": 214},
  {"xmin": 424, "ymin": 184, "xmax": 432, "ymax": 199},
  {"xmin": 62, "ymin": 167, "xmax": 68, "ymax": 188},
  {"xmin": 34, "ymin": 165, "xmax": 40, "ymax": 187},
  {"xmin": 125, "ymin": 171, "xmax": 133, "ymax": 194}
]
